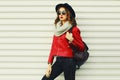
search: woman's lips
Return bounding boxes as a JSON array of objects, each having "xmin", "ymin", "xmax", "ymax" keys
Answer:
[{"xmin": 60, "ymin": 16, "xmax": 63, "ymax": 18}]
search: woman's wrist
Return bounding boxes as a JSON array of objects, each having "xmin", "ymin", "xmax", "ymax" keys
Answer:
[{"xmin": 48, "ymin": 63, "xmax": 52, "ymax": 66}]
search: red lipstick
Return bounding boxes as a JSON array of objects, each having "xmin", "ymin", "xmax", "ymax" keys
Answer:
[{"xmin": 60, "ymin": 16, "xmax": 63, "ymax": 18}]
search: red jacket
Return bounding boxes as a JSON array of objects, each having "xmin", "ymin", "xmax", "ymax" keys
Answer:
[{"xmin": 48, "ymin": 26, "xmax": 85, "ymax": 64}]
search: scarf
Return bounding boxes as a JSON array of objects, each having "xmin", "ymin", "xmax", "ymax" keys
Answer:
[{"xmin": 54, "ymin": 21, "xmax": 72, "ymax": 36}]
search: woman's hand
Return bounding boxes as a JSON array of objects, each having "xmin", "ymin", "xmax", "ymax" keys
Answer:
[
  {"xmin": 66, "ymin": 32, "xmax": 74, "ymax": 42},
  {"xmin": 45, "ymin": 64, "xmax": 52, "ymax": 78}
]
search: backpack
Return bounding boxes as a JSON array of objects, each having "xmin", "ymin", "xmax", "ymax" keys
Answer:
[{"xmin": 69, "ymin": 27, "xmax": 89, "ymax": 69}]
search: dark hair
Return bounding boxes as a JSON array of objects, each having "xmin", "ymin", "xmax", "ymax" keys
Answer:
[{"xmin": 54, "ymin": 7, "xmax": 77, "ymax": 27}]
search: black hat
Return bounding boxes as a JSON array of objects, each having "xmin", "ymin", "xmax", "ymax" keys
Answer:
[{"xmin": 55, "ymin": 3, "xmax": 76, "ymax": 18}]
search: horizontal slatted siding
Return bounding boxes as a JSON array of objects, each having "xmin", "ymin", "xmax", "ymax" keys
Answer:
[{"xmin": 0, "ymin": 0, "xmax": 120, "ymax": 80}]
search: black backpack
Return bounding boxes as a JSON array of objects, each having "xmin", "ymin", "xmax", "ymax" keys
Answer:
[{"xmin": 69, "ymin": 27, "xmax": 89, "ymax": 69}]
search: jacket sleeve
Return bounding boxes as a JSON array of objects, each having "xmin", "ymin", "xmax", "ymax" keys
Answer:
[
  {"xmin": 70, "ymin": 27, "xmax": 85, "ymax": 51},
  {"xmin": 48, "ymin": 35, "xmax": 55, "ymax": 64}
]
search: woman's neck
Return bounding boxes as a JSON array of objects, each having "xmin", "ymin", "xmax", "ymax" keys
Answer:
[{"xmin": 61, "ymin": 20, "xmax": 67, "ymax": 25}]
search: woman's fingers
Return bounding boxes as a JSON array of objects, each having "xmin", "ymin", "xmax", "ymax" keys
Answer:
[
  {"xmin": 45, "ymin": 65, "xmax": 52, "ymax": 78},
  {"xmin": 66, "ymin": 32, "xmax": 74, "ymax": 42}
]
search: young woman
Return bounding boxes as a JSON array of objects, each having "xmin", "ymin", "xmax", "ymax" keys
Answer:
[{"xmin": 42, "ymin": 3, "xmax": 84, "ymax": 80}]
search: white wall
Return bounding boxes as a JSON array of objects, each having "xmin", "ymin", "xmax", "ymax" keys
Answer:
[{"xmin": 0, "ymin": 0, "xmax": 120, "ymax": 80}]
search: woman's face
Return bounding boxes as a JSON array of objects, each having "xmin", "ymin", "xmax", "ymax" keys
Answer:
[{"xmin": 57, "ymin": 7, "xmax": 67, "ymax": 22}]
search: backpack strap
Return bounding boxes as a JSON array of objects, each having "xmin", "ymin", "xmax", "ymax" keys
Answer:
[{"xmin": 69, "ymin": 27, "xmax": 74, "ymax": 33}]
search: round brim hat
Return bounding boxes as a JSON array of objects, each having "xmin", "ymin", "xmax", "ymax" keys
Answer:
[{"xmin": 55, "ymin": 3, "xmax": 76, "ymax": 18}]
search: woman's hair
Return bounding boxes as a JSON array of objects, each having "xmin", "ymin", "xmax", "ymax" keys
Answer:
[{"xmin": 54, "ymin": 7, "xmax": 77, "ymax": 27}]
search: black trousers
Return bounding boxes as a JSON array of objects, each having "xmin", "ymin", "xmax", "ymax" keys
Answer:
[{"xmin": 41, "ymin": 57, "xmax": 76, "ymax": 80}]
